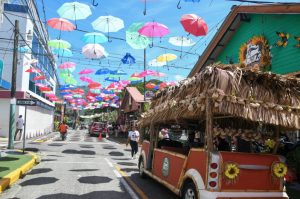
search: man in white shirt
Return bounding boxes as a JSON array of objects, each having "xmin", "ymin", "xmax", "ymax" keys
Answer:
[
  {"xmin": 14, "ymin": 115, "xmax": 24, "ymax": 141},
  {"xmin": 126, "ymin": 126, "xmax": 140, "ymax": 159}
]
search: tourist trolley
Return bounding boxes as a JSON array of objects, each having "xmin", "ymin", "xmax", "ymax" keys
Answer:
[{"xmin": 137, "ymin": 65, "xmax": 300, "ymax": 199}]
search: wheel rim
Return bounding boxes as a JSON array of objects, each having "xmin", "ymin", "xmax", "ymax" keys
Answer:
[
  {"xmin": 184, "ymin": 188, "xmax": 195, "ymax": 199},
  {"xmin": 139, "ymin": 161, "xmax": 144, "ymax": 176}
]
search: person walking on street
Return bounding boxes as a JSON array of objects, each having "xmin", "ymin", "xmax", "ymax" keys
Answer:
[
  {"xmin": 14, "ymin": 115, "xmax": 24, "ymax": 141},
  {"xmin": 59, "ymin": 122, "xmax": 68, "ymax": 141},
  {"xmin": 126, "ymin": 126, "xmax": 140, "ymax": 159}
]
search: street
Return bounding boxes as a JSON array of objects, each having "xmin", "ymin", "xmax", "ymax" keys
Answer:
[{"xmin": 0, "ymin": 130, "xmax": 178, "ymax": 199}]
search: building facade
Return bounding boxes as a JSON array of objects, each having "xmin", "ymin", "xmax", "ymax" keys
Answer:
[
  {"xmin": 0, "ymin": 0, "xmax": 58, "ymax": 138},
  {"xmin": 189, "ymin": 3, "xmax": 300, "ymax": 77}
]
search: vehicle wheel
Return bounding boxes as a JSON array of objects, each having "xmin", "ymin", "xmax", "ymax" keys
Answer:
[
  {"xmin": 138, "ymin": 158, "xmax": 146, "ymax": 178},
  {"xmin": 182, "ymin": 182, "xmax": 198, "ymax": 199}
]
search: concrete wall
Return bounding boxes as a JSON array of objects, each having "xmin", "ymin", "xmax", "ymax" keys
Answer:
[{"xmin": 0, "ymin": 98, "xmax": 11, "ymax": 137}]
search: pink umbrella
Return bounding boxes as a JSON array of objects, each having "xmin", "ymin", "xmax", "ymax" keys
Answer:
[
  {"xmin": 47, "ymin": 18, "xmax": 75, "ymax": 31},
  {"xmin": 33, "ymin": 75, "xmax": 46, "ymax": 81},
  {"xmin": 154, "ymin": 72, "xmax": 166, "ymax": 77},
  {"xmin": 180, "ymin": 14, "xmax": 208, "ymax": 37},
  {"xmin": 59, "ymin": 62, "xmax": 76, "ymax": 69},
  {"xmin": 80, "ymin": 76, "xmax": 93, "ymax": 83},
  {"xmin": 139, "ymin": 70, "xmax": 157, "ymax": 77},
  {"xmin": 138, "ymin": 22, "xmax": 169, "ymax": 46},
  {"xmin": 119, "ymin": 80, "xmax": 130, "ymax": 86},
  {"xmin": 79, "ymin": 69, "xmax": 94, "ymax": 75},
  {"xmin": 131, "ymin": 73, "xmax": 142, "ymax": 78},
  {"xmin": 35, "ymin": 83, "xmax": 47, "ymax": 88}
]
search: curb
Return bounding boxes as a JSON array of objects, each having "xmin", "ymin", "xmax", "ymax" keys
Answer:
[{"xmin": 0, "ymin": 152, "xmax": 39, "ymax": 193}]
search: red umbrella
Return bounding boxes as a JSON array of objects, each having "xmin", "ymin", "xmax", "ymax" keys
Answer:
[
  {"xmin": 73, "ymin": 88, "xmax": 85, "ymax": 94},
  {"xmin": 146, "ymin": 83, "xmax": 156, "ymax": 89},
  {"xmin": 25, "ymin": 68, "xmax": 41, "ymax": 73},
  {"xmin": 180, "ymin": 14, "xmax": 208, "ymax": 37},
  {"xmin": 159, "ymin": 82, "xmax": 168, "ymax": 89},
  {"xmin": 47, "ymin": 18, "xmax": 75, "ymax": 31},
  {"xmin": 39, "ymin": 87, "xmax": 52, "ymax": 92},
  {"xmin": 88, "ymin": 82, "xmax": 101, "ymax": 89},
  {"xmin": 80, "ymin": 76, "xmax": 93, "ymax": 83},
  {"xmin": 33, "ymin": 75, "xmax": 46, "ymax": 81}
]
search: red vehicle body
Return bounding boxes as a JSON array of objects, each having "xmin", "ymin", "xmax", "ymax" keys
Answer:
[{"xmin": 89, "ymin": 122, "xmax": 108, "ymax": 137}]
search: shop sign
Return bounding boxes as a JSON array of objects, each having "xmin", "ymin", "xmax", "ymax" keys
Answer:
[
  {"xmin": 162, "ymin": 157, "xmax": 170, "ymax": 177},
  {"xmin": 145, "ymin": 91, "xmax": 154, "ymax": 100},
  {"xmin": 239, "ymin": 35, "xmax": 271, "ymax": 71}
]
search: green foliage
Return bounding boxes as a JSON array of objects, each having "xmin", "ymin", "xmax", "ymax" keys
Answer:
[{"xmin": 54, "ymin": 121, "xmax": 60, "ymax": 131}]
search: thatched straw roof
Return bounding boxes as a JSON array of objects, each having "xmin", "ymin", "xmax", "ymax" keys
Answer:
[{"xmin": 139, "ymin": 64, "xmax": 300, "ymax": 130}]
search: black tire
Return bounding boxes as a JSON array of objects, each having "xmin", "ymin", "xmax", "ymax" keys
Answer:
[
  {"xmin": 138, "ymin": 158, "xmax": 146, "ymax": 178},
  {"xmin": 182, "ymin": 182, "xmax": 198, "ymax": 199}
]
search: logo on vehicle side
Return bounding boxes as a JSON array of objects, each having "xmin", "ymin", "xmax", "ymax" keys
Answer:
[{"xmin": 162, "ymin": 157, "xmax": 170, "ymax": 177}]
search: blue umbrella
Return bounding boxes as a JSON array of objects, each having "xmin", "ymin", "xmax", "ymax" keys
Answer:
[
  {"xmin": 105, "ymin": 77, "xmax": 119, "ymax": 82},
  {"xmin": 103, "ymin": 90, "xmax": 114, "ymax": 94},
  {"xmin": 60, "ymin": 92, "xmax": 71, "ymax": 95},
  {"xmin": 59, "ymin": 84, "xmax": 76, "ymax": 90},
  {"xmin": 82, "ymin": 32, "xmax": 108, "ymax": 44},
  {"xmin": 96, "ymin": 96, "xmax": 103, "ymax": 101},
  {"xmin": 177, "ymin": 0, "xmax": 200, "ymax": 9},
  {"xmin": 18, "ymin": 46, "xmax": 30, "ymax": 53},
  {"xmin": 95, "ymin": 68, "xmax": 111, "ymax": 75},
  {"xmin": 121, "ymin": 53, "xmax": 135, "ymax": 64},
  {"xmin": 153, "ymin": 85, "xmax": 160, "ymax": 90},
  {"xmin": 53, "ymin": 48, "xmax": 73, "ymax": 57},
  {"xmin": 110, "ymin": 69, "xmax": 127, "ymax": 75}
]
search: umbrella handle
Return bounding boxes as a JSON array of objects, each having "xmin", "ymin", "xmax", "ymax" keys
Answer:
[
  {"xmin": 92, "ymin": 0, "xmax": 99, "ymax": 6},
  {"xmin": 177, "ymin": 0, "xmax": 182, "ymax": 9},
  {"xmin": 143, "ymin": 0, "xmax": 147, "ymax": 15}
]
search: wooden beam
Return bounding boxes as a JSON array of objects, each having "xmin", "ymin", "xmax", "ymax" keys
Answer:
[{"xmin": 205, "ymin": 98, "xmax": 214, "ymax": 152}]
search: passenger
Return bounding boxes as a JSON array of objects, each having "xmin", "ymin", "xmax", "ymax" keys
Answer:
[{"xmin": 216, "ymin": 136, "xmax": 230, "ymax": 151}]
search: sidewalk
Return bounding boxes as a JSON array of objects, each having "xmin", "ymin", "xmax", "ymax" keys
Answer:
[{"xmin": 0, "ymin": 150, "xmax": 38, "ymax": 193}]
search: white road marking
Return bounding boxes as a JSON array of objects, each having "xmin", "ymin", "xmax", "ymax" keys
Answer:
[
  {"xmin": 113, "ymin": 169, "xmax": 122, "ymax": 178},
  {"xmin": 120, "ymin": 178, "xmax": 139, "ymax": 199},
  {"xmin": 104, "ymin": 158, "xmax": 114, "ymax": 167}
]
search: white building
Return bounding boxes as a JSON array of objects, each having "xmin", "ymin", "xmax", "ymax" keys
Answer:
[{"xmin": 0, "ymin": 0, "xmax": 58, "ymax": 138}]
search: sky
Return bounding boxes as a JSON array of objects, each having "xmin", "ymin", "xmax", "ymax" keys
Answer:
[{"xmin": 35, "ymin": 0, "xmax": 300, "ymax": 87}]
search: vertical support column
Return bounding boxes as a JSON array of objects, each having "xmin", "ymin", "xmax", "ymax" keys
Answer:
[
  {"xmin": 8, "ymin": 20, "xmax": 19, "ymax": 149},
  {"xmin": 206, "ymin": 97, "xmax": 214, "ymax": 152},
  {"xmin": 23, "ymin": 106, "xmax": 27, "ymax": 154}
]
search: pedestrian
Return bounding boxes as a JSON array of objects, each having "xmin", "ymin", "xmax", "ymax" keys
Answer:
[
  {"xmin": 59, "ymin": 122, "xmax": 68, "ymax": 141},
  {"xmin": 14, "ymin": 115, "xmax": 24, "ymax": 141},
  {"xmin": 126, "ymin": 126, "xmax": 140, "ymax": 159}
]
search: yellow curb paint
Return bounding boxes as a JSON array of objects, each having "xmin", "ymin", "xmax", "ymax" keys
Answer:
[
  {"xmin": 0, "ymin": 153, "xmax": 38, "ymax": 193},
  {"xmin": 115, "ymin": 165, "xmax": 148, "ymax": 199}
]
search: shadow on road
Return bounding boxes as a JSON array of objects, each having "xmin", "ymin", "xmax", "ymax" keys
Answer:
[
  {"xmin": 117, "ymin": 162, "xmax": 137, "ymax": 166},
  {"xmin": 109, "ymin": 151, "xmax": 124, "ymax": 156},
  {"xmin": 69, "ymin": 169, "xmax": 99, "ymax": 172},
  {"xmin": 79, "ymin": 145, "xmax": 94, "ymax": 149},
  {"xmin": 41, "ymin": 159, "xmax": 57, "ymax": 162},
  {"xmin": 36, "ymin": 191, "xmax": 129, "ymax": 199},
  {"xmin": 121, "ymin": 168, "xmax": 139, "ymax": 173},
  {"xmin": 77, "ymin": 176, "xmax": 112, "ymax": 184},
  {"xmin": 20, "ymin": 177, "xmax": 59, "ymax": 186},
  {"xmin": 62, "ymin": 149, "xmax": 95, "ymax": 155},
  {"xmin": 48, "ymin": 143, "xmax": 64, "ymax": 147},
  {"xmin": 27, "ymin": 168, "xmax": 52, "ymax": 175},
  {"xmin": 47, "ymin": 155, "xmax": 64, "ymax": 157}
]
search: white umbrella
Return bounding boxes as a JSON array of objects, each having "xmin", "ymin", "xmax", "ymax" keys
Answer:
[
  {"xmin": 82, "ymin": 44, "xmax": 108, "ymax": 59},
  {"xmin": 148, "ymin": 59, "xmax": 166, "ymax": 67},
  {"xmin": 92, "ymin": 15, "xmax": 124, "ymax": 41},
  {"xmin": 168, "ymin": 36, "xmax": 195, "ymax": 47}
]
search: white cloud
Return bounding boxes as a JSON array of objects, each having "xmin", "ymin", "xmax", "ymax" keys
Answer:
[{"xmin": 175, "ymin": 75, "xmax": 185, "ymax": 82}]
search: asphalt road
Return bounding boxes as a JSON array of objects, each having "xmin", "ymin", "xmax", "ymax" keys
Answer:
[{"xmin": 0, "ymin": 130, "xmax": 179, "ymax": 199}]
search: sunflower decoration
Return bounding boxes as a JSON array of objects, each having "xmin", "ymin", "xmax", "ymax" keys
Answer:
[
  {"xmin": 275, "ymin": 32, "xmax": 289, "ymax": 47},
  {"xmin": 294, "ymin": 36, "xmax": 300, "ymax": 48},
  {"xmin": 239, "ymin": 35, "xmax": 271, "ymax": 71},
  {"xmin": 224, "ymin": 162, "xmax": 240, "ymax": 183},
  {"xmin": 272, "ymin": 162, "xmax": 288, "ymax": 179}
]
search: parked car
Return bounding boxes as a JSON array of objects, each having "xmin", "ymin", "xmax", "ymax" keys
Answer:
[{"xmin": 89, "ymin": 122, "xmax": 108, "ymax": 137}]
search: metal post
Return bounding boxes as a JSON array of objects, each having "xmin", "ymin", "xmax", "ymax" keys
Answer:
[
  {"xmin": 23, "ymin": 106, "xmax": 27, "ymax": 154},
  {"xmin": 143, "ymin": 48, "xmax": 146, "ymax": 102},
  {"xmin": 8, "ymin": 20, "xmax": 19, "ymax": 149}
]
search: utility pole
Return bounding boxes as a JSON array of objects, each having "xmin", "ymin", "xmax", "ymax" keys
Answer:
[
  {"xmin": 8, "ymin": 20, "xmax": 19, "ymax": 149},
  {"xmin": 143, "ymin": 48, "xmax": 146, "ymax": 103}
]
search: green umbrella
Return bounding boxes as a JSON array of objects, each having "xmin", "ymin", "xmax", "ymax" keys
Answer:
[
  {"xmin": 64, "ymin": 76, "xmax": 77, "ymax": 85},
  {"xmin": 108, "ymin": 74, "xmax": 121, "ymax": 78},
  {"xmin": 48, "ymin": 39, "xmax": 71, "ymax": 49},
  {"xmin": 126, "ymin": 23, "xmax": 150, "ymax": 49}
]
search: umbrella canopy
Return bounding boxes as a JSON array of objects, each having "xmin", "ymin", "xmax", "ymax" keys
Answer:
[
  {"xmin": 95, "ymin": 68, "xmax": 111, "ymax": 75},
  {"xmin": 80, "ymin": 76, "xmax": 93, "ymax": 83},
  {"xmin": 59, "ymin": 62, "xmax": 76, "ymax": 69},
  {"xmin": 156, "ymin": 53, "xmax": 177, "ymax": 62},
  {"xmin": 88, "ymin": 82, "xmax": 101, "ymax": 88},
  {"xmin": 148, "ymin": 59, "xmax": 166, "ymax": 67},
  {"xmin": 177, "ymin": 0, "xmax": 200, "ymax": 9},
  {"xmin": 79, "ymin": 68, "xmax": 94, "ymax": 75},
  {"xmin": 33, "ymin": 75, "xmax": 46, "ymax": 81},
  {"xmin": 52, "ymin": 48, "xmax": 73, "ymax": 57},
  {"xmin": 131, "ymin": 72, "xmax": 142, "ymax": 78},
  {"xmin": 105, "ymin": 77, "xmax": 119, "ymax": 82},
  {"xmin": 138, "ymin": 22, "xmax": 169, "ymax": 38},
  {"xmin": 35, "ymin": 83, "xmax": 47, "ymax": 88},
  {"xmin": 121, "ymin": 53, "xmax": 135, "ymax": 64},
  {"xmin": 47, "ymin": 18, "xmax": 75, "ymax": 31},
  {"xmin": 82, "ymin": 44, "xmax": 108, "ymax": 59},
  {"xmin": 73, "ymin": 88, "xmax": 85, "ymax": 94},
  {"xmin": 111, "ymin": 69, "xmax": 127, "ymax": 75},
  {"xmin": 168, "ymin": 36, "xmax": 195, "ymax": 47},
  {"xmin": 139, "ymin": 70, "xmax": 157, "ymax": 77},
  {"xmin": 146, "ymin": 83, "xmax": 156, "ymax": 89},
  {"xmin": 57, "ymin": 2, "xmax": 91, "ymax": 20},
  {"xmin": 92, "ymin": 15, "xmax": 124, "ymax": 34},
  {"xmin": 126, "ymin": 22, "xmax": 150, "ymax": 49},
  {"xmin": 180, "ymin": 14, "xmax": 208, "ymax": 36},
  {"xmin": 48, "ymin": 39, "xmax": 71, "ymax": 49},
  {"xmin": 82, "ymin": 32, "xmax": 108, "ymax": 44},
  {"xmin": 25, "ymin": 68, "xmax": 41, "ymax": 73}
]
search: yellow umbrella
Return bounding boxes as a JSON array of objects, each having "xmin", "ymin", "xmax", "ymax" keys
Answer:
[{"xmin": 156, "ymin": 53, "xmax": 177, "ymax": 62}]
